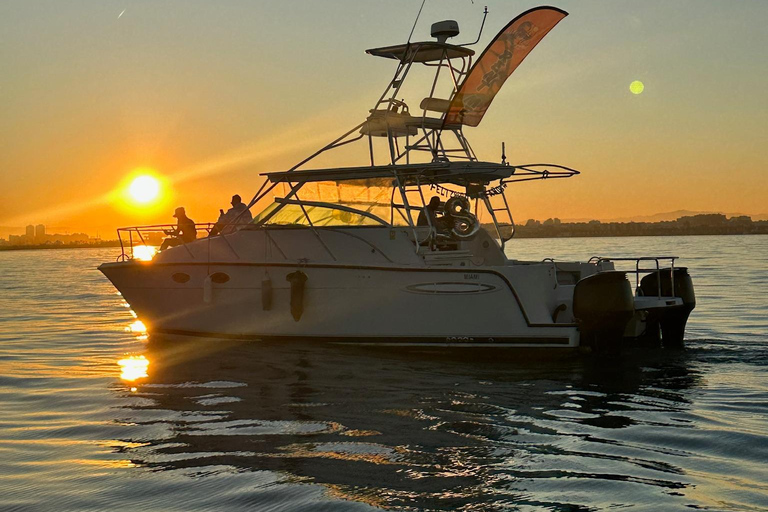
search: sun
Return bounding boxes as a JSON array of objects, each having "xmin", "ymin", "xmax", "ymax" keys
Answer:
[
  {"xmin": 112, "ymin": 168, "xmax": 172, "ymax": 215},
  {"xmin": 129, "ymin": 175, "xmax": 161, "ymax": 203},
  {"xmin": 129, "ymin": 176, "xmax": 159, "ymax": 202}
]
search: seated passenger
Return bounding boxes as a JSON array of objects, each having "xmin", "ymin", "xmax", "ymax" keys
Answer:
[
  {"xmin": 160, "ymin": 207, "xmax": 196, "ymax": 251},
  {"xmin": 210, "ymin": 194, "xmax": 253, "ymax": 236},
  {"xmin": 417, "ymin": 196, "xmax": 441, "ymax": 228}
]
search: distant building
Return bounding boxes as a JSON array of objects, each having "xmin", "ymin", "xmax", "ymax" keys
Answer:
[
  {"xmin": 35, "ymin": 224, "xmax": 45, "ymax": 239},
  {"xmin": 26, "ymin": 225, "xmax": 35, "ymax": 237}
]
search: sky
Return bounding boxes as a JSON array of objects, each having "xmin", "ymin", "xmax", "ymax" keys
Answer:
[{"xmin": 1, "ymin": 0, "xmax": 767, "ymax": 236}]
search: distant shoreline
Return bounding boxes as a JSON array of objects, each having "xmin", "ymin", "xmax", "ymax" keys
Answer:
[
  {"xmin": 512, "ymin": 213, "xmax": 768, "ymax": 239},
  {"xmin": 513, "ymin": 231, "xmax": 768, "ymax": 239},
  {"xmin": 0, "ymin": 242, "xmax": 121, "ymax": 252},
  {"xmin": 2, "ymin": 232, "xmax": 766, "ymax": 253}
]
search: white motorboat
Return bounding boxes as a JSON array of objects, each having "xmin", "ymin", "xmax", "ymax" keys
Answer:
[{"xmin": 100, "ymin": 6, "xmax": 695, "ymax": 351}]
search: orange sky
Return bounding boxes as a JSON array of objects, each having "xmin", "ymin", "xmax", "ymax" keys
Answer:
[{"xmin": 1, "ymin": 0, "xmax": 767, "ymax": 237}]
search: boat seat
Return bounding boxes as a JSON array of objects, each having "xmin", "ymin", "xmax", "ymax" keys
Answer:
[
  {"xmin": 420, "ymin": 97, "xmax": 451, "ymax": 113},
  {"xmin": 360, "ymin": 109, "xmax": 418, "ymax": 137},
  {"xmin": 404, "ymin": 116, "xmax": 461, "ymax": 131},
  {"xmin": 398, "ymin": 97, "xmax": 461, "ymax": 131},
  {"xmin": 360, "ymin": 108, "xmax": 461, "ymax": 137}
]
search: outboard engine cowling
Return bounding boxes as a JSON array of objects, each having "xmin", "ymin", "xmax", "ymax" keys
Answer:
[
  {"xmin": 640, "ymin": 268, "xmax": 695, "ymax": 348},
  {"xmin": 573, "ymin": 271, "xmax": 634, "ymax": 352}
]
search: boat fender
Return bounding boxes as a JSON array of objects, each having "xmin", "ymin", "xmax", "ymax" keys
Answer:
[
  {"xmin": 203, "ymin": 275, "xmax": 212, "ymax": 304},
  {"xmin": 203, "ymin": 272, "xmax": 229, "ymax": 304},
  {"xmin": 261, "ymin": 273, "xmax": 273, "ymax": 311},
  {"xmin": 445, "ymin": 196, "xmax": 480, "ymax": 239},
  {"xmin": 286, "ymin": 270, "xmax": 308, "ymax": 321}
]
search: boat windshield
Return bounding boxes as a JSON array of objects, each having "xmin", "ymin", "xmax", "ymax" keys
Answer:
[
  {"xmin": 253, "ymin": 178, "xmax": 397, "ymax": 227},
  {"xmin": 254, "ymin": 201, "xmax": 388, "ymax": 227}
]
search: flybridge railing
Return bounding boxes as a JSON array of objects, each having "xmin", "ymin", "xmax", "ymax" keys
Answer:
[{"xmin": 115, "ymin": 223, "xmax": 257, "ymax": 261}]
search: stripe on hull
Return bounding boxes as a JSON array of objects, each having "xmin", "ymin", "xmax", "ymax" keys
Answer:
[{"xmin": 153, "ymin": 329, "xmax": 572, "ymax": 346}]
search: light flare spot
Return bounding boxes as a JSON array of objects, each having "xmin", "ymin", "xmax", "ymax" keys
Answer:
[
  {"xmin": 132, "ymin": 245, "xmax": 157, "ymax": 261},
  {"xmin": 127, "ymin": 320, "xmax": 147, "ymax": 333},
  {"xmin": 630, "ymin": 80, "xmax": 645, "ymax": 95},
  {"xmin": 118, "ymin": 355, "xmax": 149, "ymax": 382}
]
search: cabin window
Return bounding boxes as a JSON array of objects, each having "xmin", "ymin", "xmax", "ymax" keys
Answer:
[
  {"xmin": 171, "ymin": 273, "xmax": 190, "ymax": 283},
  {"xmin": 210, "ymin": 272, "xmax": 230, "ymax": 284}
]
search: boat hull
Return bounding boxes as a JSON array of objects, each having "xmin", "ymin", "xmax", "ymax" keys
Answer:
[{"xmin": 99, "ymin": 260, "xmax": 579, "ymax": 348}]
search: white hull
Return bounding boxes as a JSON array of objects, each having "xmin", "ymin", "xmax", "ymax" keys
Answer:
[{"xmin": 100, "ymin": 227, "xmax": 582, "ymax": 348}]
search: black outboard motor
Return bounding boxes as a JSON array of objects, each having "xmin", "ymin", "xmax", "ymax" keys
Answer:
[
  {"xmin": 639, "ymin": 268, "xmax": 695, "ymax": 348},
  {"xmin": 573, "ymin": 271, "xmax": 635, "ymax": 353}
]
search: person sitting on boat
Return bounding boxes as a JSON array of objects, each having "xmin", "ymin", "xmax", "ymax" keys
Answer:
[
  {"xmin": 417, "ymin": 196, "xmax": 442, "ymax": 229},
  {"xmin": 160, "ymin": 207, "xmax": 197, "ymax": 250},
  {"xmin": 210, "ymin": 194, "xmax": 253, "ymax": 236}
]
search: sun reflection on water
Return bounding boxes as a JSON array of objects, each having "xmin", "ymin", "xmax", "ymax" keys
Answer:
[
  {"xmin": 127, "ymin": 320, "xmax": 146, "ymax": 333},
  {"xmin": 132, "ymin": 245, "xmax": 157, "ymax": 261},
  {"xmin": 125, "ymin": 319, "xmax": 148, "ymax": 341},
  {"xmin": 118, "ymin": 355, "xmax": 149, "ymax": 382}
]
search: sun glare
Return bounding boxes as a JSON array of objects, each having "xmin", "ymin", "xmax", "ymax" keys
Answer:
[
  {"xmin": 118, "ymin": 355, "xmax": 149, "ymax": 382},
  {"xmin": 112, "ymin": 168, "xmax": 172, "ymax": 216},
  {"xmin": 132, "ymin": 245, "xmax": 157, "ymax": 261},
  {"xmin": 127, "ymin": 320, "xmax": 147, "ymax": 333},
  {"xmin": 630, "ymin": 80, "xmax": 645, "ymax": 95},
  {"xmin": 129, "ymin": 175, "xmax": 161, "ymax": 203}
]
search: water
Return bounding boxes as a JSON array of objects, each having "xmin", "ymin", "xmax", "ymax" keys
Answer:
[{"xmin": 1, "ymin": 235, "xmax": 766, "ymax": 511}]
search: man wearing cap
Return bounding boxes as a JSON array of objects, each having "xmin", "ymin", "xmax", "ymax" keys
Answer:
[{"xmin": 160, "ymin": 207, "xmax": 197, "ymax": 251}]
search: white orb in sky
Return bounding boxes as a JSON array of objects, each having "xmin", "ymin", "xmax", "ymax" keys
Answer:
[{"xmin": 630, "ymin": 80, "xmax": 645, "ymax": 95}]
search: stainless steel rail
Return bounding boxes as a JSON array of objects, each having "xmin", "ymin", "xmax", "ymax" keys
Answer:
[{"xmin": 596, "ymin": 256, "xmax": 678, "ymax": 298}]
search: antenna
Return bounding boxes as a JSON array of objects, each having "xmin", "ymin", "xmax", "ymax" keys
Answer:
[
  {"xmin": 461, "ymin": 6, "xmax": 488, "ymax": 46},
  {"xmin": 407, "ymin": 0, "xmax": 427, "ymax": 44},
  {"xmin": 501, "ymin": 141, "xmax": 507, "ymax": 166}
]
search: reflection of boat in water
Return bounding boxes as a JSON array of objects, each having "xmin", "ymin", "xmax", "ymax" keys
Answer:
[
  {"xmin": 114, "ymin": 337, "xmax": 700, "ymax": 509},
  {"xmin": 99, "ymin": 6, "xmax": 695, "ymax": 351}
]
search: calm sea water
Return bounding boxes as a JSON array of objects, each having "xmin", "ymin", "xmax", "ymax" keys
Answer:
[{"xmin": 1, "ymin": 235, "xmax": 766, "ymax": 511}]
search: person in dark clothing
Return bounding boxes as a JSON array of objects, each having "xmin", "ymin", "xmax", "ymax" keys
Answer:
[
  {"xmin": 417, "ymin": 196, "xmax": 441, "ymax": 228},
  {"xmin": 209, "ymin": 194, "xmax": 254, "ymax": 236},
  {"xmin": 160, "ymin": 207, "xmax": 197, "ymax": 251}
]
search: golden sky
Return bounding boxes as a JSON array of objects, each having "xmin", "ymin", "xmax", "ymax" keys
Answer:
[{"xmin": 1, "ymin": 0, "xmax": 767, "ymax": 236}]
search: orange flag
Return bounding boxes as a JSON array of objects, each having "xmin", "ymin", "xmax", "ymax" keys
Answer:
[{"xmin": 444, "ymin": 6, "xmax": 568, "ymax": 127}]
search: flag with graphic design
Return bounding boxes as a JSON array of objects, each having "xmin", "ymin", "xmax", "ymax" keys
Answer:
[{"xmin": 444, "ymin": 7, "xmax": 568, "ymax": 127}]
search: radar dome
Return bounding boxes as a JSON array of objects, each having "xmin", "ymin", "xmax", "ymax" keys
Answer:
[{"xmin": 431, "ymin": 20, "xmax": 459, "ymax": 43}]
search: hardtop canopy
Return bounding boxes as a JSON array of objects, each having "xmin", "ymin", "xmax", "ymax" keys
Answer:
[
  {"xmin": 365, "ymin": 41, "xmax": 474, "ymax": 63},
  {"xmin": 262, "ymin": 161, "xmax": 578, "ymax": 187},
  {"xmin": 262, "ymin": 161, "xmax": 515, "ymax": 187}
]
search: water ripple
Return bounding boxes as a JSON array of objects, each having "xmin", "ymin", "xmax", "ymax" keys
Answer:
[{"xmin": 1, "ymin": 241, "xmax": 768, "ymax": 510}]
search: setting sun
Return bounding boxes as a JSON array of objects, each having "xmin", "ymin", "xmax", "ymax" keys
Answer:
[
  {"xmin": 129, "ymin": 175, "xmax": 160, "ymax": 203},
  {"xmin": 111, "ymin": 168, "xmax": 173, "ymax": 217}
]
